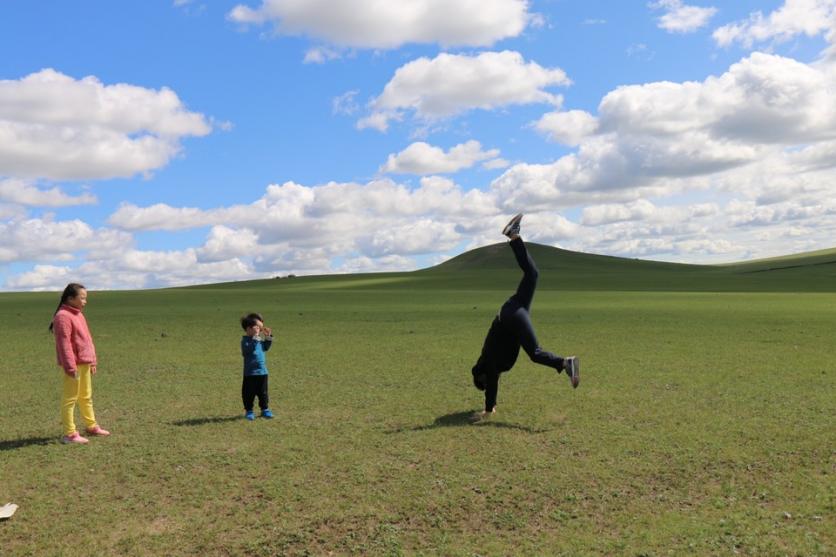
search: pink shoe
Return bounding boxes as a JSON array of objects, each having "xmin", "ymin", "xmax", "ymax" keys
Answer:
[
  {"xmin": 86, "ymin": 425, "xmax": 111, "ymax": 437},
  {"xmin": 61, "ymin": 432, "xmax": 89, "ymax": 444}
]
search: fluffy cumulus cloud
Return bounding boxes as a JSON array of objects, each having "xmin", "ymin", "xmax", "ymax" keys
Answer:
[
  {"xmin": 533, "ymin": 110, "xmax": 599, "ymax": 146},
  {"xmin": 713, "ymin": 0, "xmax": 836, "ymax": 48},
  {"xmin": 479, "ymin": 46, "xmax": 836, "ymax": 261},
  {"xmin": 109, "ymin": 176, "xmax": 499, "ymax": 234},
  {"xmin": 197, "ymin": 226, "xmax": 260, "ymax": 262},
  {"xmin": 380, "ymin": 140, "xmax": 502, "ymax": 175},
  {"xmin": 0, "ymin": 176, "xmax": 496, "ymax": 289},
  {"xmin": 650, "ymin": 0, "xmax": 717, "ymax": 33},
  {"xmin": 582, "ymin": 199, "xmax": 658, "ymax": 226},
  {"xmin": 358, "ymin": 51, "xmax": 570, "ymax": 131},
  {"xmin": 498, "ymin": 51, "xmax": 836, "ymax": 210},
  {"xmin": 359, "ymin": 219, "xmax": 461, "ymax": 257},
  {"xmin": 335, "ymin": 254, "xmax": 417, "ymax": 274},
  {"xmin": 0, "ymin": 69, "xmax": 211, "ymax": 181},
  {"xmin": 228, "ymin": 0, "xmax": 531, "ymax": 50},
  {"xmin": 0, "ymin": 216, "xmax": 132, "ymax": 264},
  {"xmin": 0, "ymin": 179, "xmax": 96, "ymax": 207}
]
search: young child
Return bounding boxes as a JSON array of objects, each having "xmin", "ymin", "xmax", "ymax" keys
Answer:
[
  {"xmin": 471, "ymin": 214, "xmax": 579, "ymax": 421},
  {"xmin": 49, "ymin": 283, "xmax": 110, "ymax": 444},
  {"xmin": 240, "ymin": 312, "xmax": 274, "ymax": 420}
]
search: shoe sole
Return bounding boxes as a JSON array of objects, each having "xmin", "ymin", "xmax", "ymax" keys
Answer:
[
  {"xmin": 61, "ymin": 437, "xmax": 89, "ymax": 444},
  {"xmin": 568, "ymin": 356, "xmax": 580, "ymax": 389},
  {"xmin": 502, "ymin": 213, "xmax": 523, "ymax": 236}
]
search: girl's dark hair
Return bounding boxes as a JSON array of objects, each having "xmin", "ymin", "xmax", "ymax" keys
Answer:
[
  {"xmin": 48, "ymin": 283, "xmax": 86, "ymax": 333},
  {"xmin": 240, "ymin": 312, "xmax": 264, "ymax": 330}
]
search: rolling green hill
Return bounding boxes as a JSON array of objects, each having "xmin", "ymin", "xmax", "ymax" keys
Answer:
[
  {"xmin": 131, "ymin": 242, "xmax": 836, "ymax": 294},
  {"xmin": 403, "ymin": 242, "xmax": 836, "ymax": 292}
]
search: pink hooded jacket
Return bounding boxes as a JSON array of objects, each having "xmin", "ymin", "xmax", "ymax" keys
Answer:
[{"xmin": 53, "ymin": 304, "xmax": 97, "ymax": 374}]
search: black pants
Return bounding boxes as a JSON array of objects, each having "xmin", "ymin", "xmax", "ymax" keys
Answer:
[
  {"xmin": 485, "ymin": 239, "xmax": 563, "ymax": 411},
  {"xmin": 242, "ymin": 375, "xmax": 269, "ymax": 412},
  {"xmin": 501, "ymin": 238, "xmax": 562, "ymax": 368}
]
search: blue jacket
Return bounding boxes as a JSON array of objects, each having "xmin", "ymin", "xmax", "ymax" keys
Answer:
[{"xmin": 241, "ymin": 335, "xmax": 272, "ymax": 376}]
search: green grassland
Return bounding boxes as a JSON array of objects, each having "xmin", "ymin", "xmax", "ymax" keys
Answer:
[{"xmin": 1, "ymin": 244, "xmax": 834, "ymax": 555}]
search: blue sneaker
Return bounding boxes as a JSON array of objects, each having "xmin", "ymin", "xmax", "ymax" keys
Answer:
[
  {"xmin": 245, "ymin": 411, "xmax": 255, "ymax": 421},
  {"xmin": 261, "ymin": 409, "xmax": 274, "ymax": 419}
]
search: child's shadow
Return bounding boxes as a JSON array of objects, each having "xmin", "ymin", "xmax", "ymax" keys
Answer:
[
  {"xmin": 0, "ymin": 436, "xmax": 54, "ymax": 452},
  {"xmin": 387, "ymin": 410, "xmax": 551, "ymax": 434},
  {"xmin": 170, "ymin": 416, "xmax": 242, "ymax": 427}
]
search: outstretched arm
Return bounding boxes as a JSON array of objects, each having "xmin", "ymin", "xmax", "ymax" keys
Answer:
[{"xmin": 484, "ymin": 370, "xmax": 499, "ymax": 413}]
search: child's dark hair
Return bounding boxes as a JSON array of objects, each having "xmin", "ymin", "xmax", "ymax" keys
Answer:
[
  {"xmin": 49, "ymin": 283, "xmax": 86, "ymax": 333},
  {"xmin": 241, "ymin": 312, "xmax": 264, "ymax": 330}
]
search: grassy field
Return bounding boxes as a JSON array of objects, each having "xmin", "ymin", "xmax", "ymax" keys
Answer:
[{"xmin": 1, "ymin": 244, "xmax": 834, "ymax": 555}]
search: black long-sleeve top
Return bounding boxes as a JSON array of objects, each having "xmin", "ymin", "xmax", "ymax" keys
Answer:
[{"xmin": 473, "ymin": 315, "xmax": 521, "ymax": 411}]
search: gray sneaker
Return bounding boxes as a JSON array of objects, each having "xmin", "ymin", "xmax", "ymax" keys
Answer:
[
  {"xmin": 564, "ymin": 356, "xmax": 579, "ymax": 389},
  {"xmin": 502, "ymin": 213, "xmax": 523, "ymax": 238}
]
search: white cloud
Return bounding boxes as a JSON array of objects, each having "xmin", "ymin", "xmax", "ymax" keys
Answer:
[
  {"xmin": 0, "ymin": 179, "xmax": 97, "ymax": 207},
  {"xmin": 0, "ymin": 204, "xmax": 26, "ymax": 220},
  {"xmin": 380, "ymin": 140, "xmax": 501, "ymax": 175},
  {"xmin": 109, "ymin": 202, "xmax": 219, "ymax": 231},
  {"xmin": 63, "ymin": 248, "xmax": 252, "ymax": 290},
  {"xmin": 503, "ymin": 52, "xmax": 836, "ymax": 210},
  {"xmin": 356, "ymin": 111, "xmax": 395, "ymax": 132},
  {"xmin": 650, "ymin": 0, "xmax": 717, "ymax": 33},
  {"xmin": 0, "ymin": 216, "xmax": 131, "ymax": 264},
  {"xmin": 359, "ymin": 51, "xmax": 570, "ymax": 131},
  {"xmin": 713, "ymin": 0, "xmax": 836, "ymax": 48},
  {"xmin": 5, "ymin": 265, "xmax": 74, "ymax": 291},
  {"xmin": 0, "ymin": 69, "xmax": 211, "ymax": 181},
  {"xmin": 482, "ymin": 158, "xmax": 510, "ymax": 170},
  {"xmin": 2, "ymin": 239, "xmax": 277, "ymax": 290},
  {"xmin": 582, "ymin": 199, "xmax": 657, "ymax": 226},
  {"xmin": 534, "ymin": 110, "xmax": 599, "ymax": 146},
  {"xmin": 336, "ymin": 254, "xmax": 418, "ymax": 274},
  {"xmin": 360, "ymin": 219, "xmax": 460, "ymax": 257},
  {"xmin": 599, "ymin": 52, "xmax": 836, "ymax": 145},
  {"xmin": 228, "ymin": 0, "xmax": 531, "ymax": 49},
  {"xmin": 627, "ymin": 43, "xmax": 654, "ymax": 60},
  {"xmin": 518, "ymin": 213, "xmax": 580, "ymax": 243},
  {"xmin": 727, "ymin": 198, "xmax": 836, "ymax": 227},
  {"xmin": 197, "ymin": 226, "xmax": 259, "ymax": 262},
  {"xmin": 332, "ymin": 90, "xmax": 360, "ymax": 116},
  {"xmin": 304, "ymin": 46, "xmax": 343, "ymax": 64},
  {"xmin": 109, "ymin": 177, "xmax": 499, "ymax": 233}
]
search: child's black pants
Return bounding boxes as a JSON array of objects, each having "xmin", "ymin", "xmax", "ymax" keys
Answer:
[{"xmin": 242, "ymin": 375, "xmax": 269, "ymax": 411}]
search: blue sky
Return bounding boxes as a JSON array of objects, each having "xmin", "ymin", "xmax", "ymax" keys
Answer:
[{"xmin": 2, "ymin": 0, "xmax": 835, "ymax": 289}]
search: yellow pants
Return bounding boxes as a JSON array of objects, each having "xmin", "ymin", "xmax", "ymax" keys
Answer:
[{"xmin": 61, "ymin": 364, "xmax": 97, "ymax": 436}]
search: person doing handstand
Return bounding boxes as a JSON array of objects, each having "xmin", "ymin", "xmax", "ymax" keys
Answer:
[{"xmin": 471, "ymin": 213, "xmax": 579, "ymax": 419}]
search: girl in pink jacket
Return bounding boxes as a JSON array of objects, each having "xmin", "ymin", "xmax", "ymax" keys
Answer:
[{"xmin": 49, "ymin": 283, "xmax": 110, "ymax": 444}]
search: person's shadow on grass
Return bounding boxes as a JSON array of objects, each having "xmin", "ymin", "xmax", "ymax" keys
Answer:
[
  {"xmin": 387, "ymin": 410, "xmax": 551, "ymax": 434},
  {"xmin": 0, "ymin": 436, "xmax": 55, "ymax": 451},
  {"xmin": 170, "ymin": 416, "xmax": 242, "ymax": 427}
]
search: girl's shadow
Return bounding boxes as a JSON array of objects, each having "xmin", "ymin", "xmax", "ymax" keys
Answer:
[
  {"xmin": 0, "ymin": 436, "xmax": 54, "ymax": 451},
  {"xmin": 387, "ymin": 410, "xmax": 551, "ymax": 434}
]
